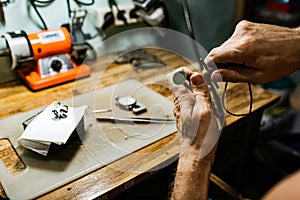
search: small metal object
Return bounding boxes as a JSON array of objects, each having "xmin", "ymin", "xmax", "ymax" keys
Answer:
[
  {"xmin": 172, "ymin": 71, "xmax": 193, "ymax": 91},
  {"xmin": 115, "ymin": 96, "xmax": 137, "ymax": 110},
  {"xmin": 132, "ymin": 101, "xmax": 147, "ymax": 115},
  {"xmin": 92, "ymin": 96, "xmax": 147, "ymax": 115},
  {"xmin": 52, "ymin": 102, "xmax": 69, "ymax": 120},
  {"xmin": 115, "ymin": 96, "xmax": 147, "ymax": 115},
  {"xmin": 97, "ymin": 117, "xmax": 175, "ymax": 124},
  {"xmin": 91, "ymin": 108, "xmax": 112, "ymax": 113}
]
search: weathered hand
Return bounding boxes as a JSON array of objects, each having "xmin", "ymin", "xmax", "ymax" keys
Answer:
[
  {"xmin": 206, "ymin": 20, "xmax": 300, "ymax": 84},
  {"xmin": 168, "ymin": 67, "xmax": 220, "ymax": 200},
  {"xmin": 168, "ymin": 67, "xmax": 219, "ymax": 159}
]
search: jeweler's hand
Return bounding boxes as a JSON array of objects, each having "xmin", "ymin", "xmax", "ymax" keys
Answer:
[
  {"xmin": 168, "ymin": 67, "xmax": 220, "ymax": 200},
  {"xmin": 206, "ymin": 20, "xmax": 300, "ymax": 84},
  {"xmin": 168, "ymin": 67, "xmax": 219, "ymax": 159}
]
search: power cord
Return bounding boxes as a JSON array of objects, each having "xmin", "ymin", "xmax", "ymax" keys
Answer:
[
  {"xmin": 73, "ymin": 0, "xmax": 94, "ymax": 6},
  {"xmin": 222, "ymin": 81, "xmax": 253, "ymax": 116},
  {"xmin": 28, "ymin": 0, "xmax": 95, "ymax": 30},
  {"xmin": 31, "ymin": 0, "xmax": 55, "ymax": 7},
  {"xmin": 28, "ymin": 0, "xmax": 51, "ymax": 30},
  {"xmin": 181, "ymin": 0, "xmax": 253, "ymax": 117}
]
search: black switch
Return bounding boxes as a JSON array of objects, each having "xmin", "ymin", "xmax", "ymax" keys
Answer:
[{"xmin": 51, "ymin": 59, "xmax": 62, "ymax": 72}]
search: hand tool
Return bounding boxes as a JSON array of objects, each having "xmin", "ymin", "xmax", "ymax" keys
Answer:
[
  {"xmin": 97, "ymin": 116, "xmax": 175, "ymax": 124},
  {"xmin": 0, "ymin": 0, "xmax": 10, "ymax": 26}
]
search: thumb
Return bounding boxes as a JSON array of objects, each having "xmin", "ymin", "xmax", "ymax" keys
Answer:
[{"xmin": 190, "ymin": 73, "xmax": 209, "ymax": 94}]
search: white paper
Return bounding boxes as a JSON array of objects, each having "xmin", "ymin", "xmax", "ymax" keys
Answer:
[{"xmin": 18, "ymin": 102, "xmax": 87, "ymax": 156}]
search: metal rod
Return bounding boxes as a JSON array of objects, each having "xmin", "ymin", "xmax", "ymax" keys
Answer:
[
  {"xmin": 91, "ymin": 108, "xmax": 112, "ymax": 113},
  {"xmin": 96, "ymin": 117, "xmax": 175, "ymax": 124}
]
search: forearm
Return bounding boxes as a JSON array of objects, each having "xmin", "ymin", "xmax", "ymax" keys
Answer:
[
  {"xmin": 171, "ymin": 146, "xmax": 215, "ymax": 200},
  {"xmin": 169, "ymin": 69, "xmax": 218, "ymax": 200}
]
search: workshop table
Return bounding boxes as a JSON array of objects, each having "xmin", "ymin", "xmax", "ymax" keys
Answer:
[{"xmin": 0, "ymin": 48, "xmax": 279, "ymax": 199}]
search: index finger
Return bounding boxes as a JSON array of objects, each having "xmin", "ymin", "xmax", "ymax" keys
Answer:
[{"xmin": 205, "ymin": 46, "xmax": 245, "ymax": 67}]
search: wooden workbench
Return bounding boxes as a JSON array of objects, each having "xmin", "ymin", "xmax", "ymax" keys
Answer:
[{"xmin": 0, "ymin": 48, "xmax": 279, "ymax": 199}]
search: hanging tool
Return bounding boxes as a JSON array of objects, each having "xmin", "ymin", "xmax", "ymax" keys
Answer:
[
  {"xmin": 65, "ymin": 9, "xmax": 96, "ymax": 65},
  {"xmin": 131, "ymin": 0, "xmax": 167, "ymax": 27},
  {"xmin": 179, "ymin": 0, "xmax": 225, "ymax": 130},
  {"xmin": 0, "ymin": 0, "xmax": 11, "ymax": 26}
]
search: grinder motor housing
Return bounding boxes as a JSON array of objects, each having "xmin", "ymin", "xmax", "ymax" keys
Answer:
[{"xmin": 2, "ymin": 27, "xmax": 91, "ymax": 90}]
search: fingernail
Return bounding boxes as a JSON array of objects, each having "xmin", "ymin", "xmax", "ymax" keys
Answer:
[
  {"xmin": 211, "ymin": 71, "xmax": 223, "ymax": 82},
  {"xmin": 191, "ymin": 74, "xmax": 203, "ymax": 86}
]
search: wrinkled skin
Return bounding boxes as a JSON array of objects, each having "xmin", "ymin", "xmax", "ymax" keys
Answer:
[
  {"xmin": 206, "ymin": 20, "xmax": 300, "ymax": 84},
  {"xmin": 170, "ymin": 20, "xmax": 300, "ymax": 200},
  {"xmin": 168, "ymin": 67, "xmax": 218, "ymax": 200}
]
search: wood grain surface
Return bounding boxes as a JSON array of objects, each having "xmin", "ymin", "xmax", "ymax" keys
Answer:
[{"xmin": 0, "ymin": 48, "xmax": 279, "ymax": 199}]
